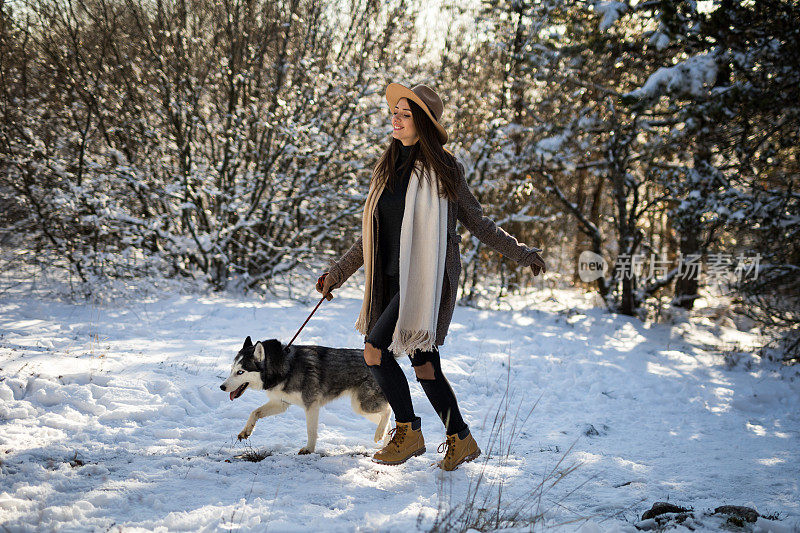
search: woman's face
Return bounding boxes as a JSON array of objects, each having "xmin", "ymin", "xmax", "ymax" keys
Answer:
[{"xmin": 391, "ymin": 97, "xmax": 419, "ymax": 146}]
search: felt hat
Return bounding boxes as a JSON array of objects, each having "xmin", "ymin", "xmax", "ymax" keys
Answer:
[{"xmin": 385, "ymin": 82, "xmax": 448, "ymax": 145}]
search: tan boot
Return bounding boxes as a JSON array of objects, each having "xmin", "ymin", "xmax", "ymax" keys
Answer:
[
  {"xmin": 437, "ymin": 431, "xmax": 481, "ymax": 471},
  {"xmin": 372, "ymin": 421, "xmax": 425, "ymax": 465}
]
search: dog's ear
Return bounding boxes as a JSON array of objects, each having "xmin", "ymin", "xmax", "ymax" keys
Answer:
[
  {"xmin": 253, "ymin": 341, "xmax": 265, "ymax": 362},
  {"xmin": 243, "ymin": 336, "xmax": 253, "ymax": 350},
  {"xmin": 263, "ymin": 339, "xmax": 283, "ymax": 355}
]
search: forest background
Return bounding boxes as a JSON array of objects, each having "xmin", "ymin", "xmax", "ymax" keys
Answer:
[{"xmin": 1, "ymin": 0, "xmax": 798, "ymax": 362}]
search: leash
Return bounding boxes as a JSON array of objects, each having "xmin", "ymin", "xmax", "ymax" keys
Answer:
[{"xmin": 284, "ymin": 294, "xmax": 327, "ymax": 352}]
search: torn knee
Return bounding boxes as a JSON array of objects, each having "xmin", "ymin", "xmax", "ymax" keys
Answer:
[
  {"xmin": 413, "ymin": 361, "xmax": 436, "ymax": 380},
  {"xmin": 364, "ymin": 342, "xmax": 382, "ymax": 366}
]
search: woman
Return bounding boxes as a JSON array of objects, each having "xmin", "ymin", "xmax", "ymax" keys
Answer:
[{"xmin": 316, "ymin": 83, "xmax": 545, "ymax": 470}]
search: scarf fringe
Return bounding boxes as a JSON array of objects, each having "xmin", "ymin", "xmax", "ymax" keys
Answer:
[
  {"xmin": 354, "ymin": 314, "xmax": 370, "ymax": 336},
  {"xmin": 388, "ymin": 328, "xmax": 437, "ymax": 356}
]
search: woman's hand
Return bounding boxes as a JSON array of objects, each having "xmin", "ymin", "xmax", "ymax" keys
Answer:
[
  {"xmin": 316, "ymin": 272, "xmax": 335, "ymax": 300},
  {"xmin": 528, "ymin": 251, "xmax": 546, "ymax": 276}
]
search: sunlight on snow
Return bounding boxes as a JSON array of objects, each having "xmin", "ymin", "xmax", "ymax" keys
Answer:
[
  {"xmin": 605, "ymin": 322, "xmax": 647, "ymax": 352},
  {"xmin": 611, "ymin": 456, "xmax": 651, "ymax": 474},
  {"xmin": 747, "ymin": 421, "xmax": 768, "ymax": 436},
  {"xmin": 707, "ymin": 387, "xmax": 734, "ymax": 413},
  {"xmin": 645, "ymin": 361, "xmax": 683, "ymax": 378},
  {"xmin": 757, "ymin": 457, "xmax": 786, "ymax": 466}
]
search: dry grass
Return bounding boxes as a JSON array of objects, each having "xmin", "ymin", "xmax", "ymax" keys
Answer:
[{"xmin": 423, "ymin": 367, "xmax": 592, "ymax": 532}]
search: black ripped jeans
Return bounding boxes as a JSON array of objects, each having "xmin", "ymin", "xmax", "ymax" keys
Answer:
[{"xmin": 365, "ymin": 273, "xmax": 468, "ymax": 437}]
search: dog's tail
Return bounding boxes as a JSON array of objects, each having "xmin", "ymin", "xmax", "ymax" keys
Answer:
[{"xmin": 374, "ymin": 406, "xmax": 391, "ymax": 442}]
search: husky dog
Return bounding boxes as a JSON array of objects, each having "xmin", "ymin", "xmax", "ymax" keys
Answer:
[{"xmin": 220, "ymin": 336, "xmax": 391, "ymax": 454}]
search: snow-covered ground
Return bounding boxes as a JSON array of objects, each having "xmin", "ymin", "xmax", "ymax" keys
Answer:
[{"xmin": 1, "ymin": 280, "xmax": 798, "ymax": 532}]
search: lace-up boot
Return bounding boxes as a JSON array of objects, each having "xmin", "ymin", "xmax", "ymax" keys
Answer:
[
  {"xmin": 372, "ymin": 420, "xmax": 425, "ymax": 465},
  {"xmin": 438, "ymin": 431, "xmax": 480, "ymax": 471}
]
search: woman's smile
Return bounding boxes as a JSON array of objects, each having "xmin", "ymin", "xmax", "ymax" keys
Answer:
[{"xmin": 390, "ymin": 97, "xmax": 419, "ymax": 144}]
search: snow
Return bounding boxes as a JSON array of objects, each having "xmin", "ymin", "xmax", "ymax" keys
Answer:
[
  {"xmin": 626, "ymin": 54, "xmax": 718, "ymax": 100},
  {"xmin": 1, "ymin": 284, "xmax": 799, "ymax": 531},
  {"xmin": 536, "ymin": 129, "xmax": 572, "ymax": 159},
  {"xmin": 595, "ymin": 1, "xmax": 629, "ymax": 31},
  {"xmin": 537, "ymin": 134, "xmax": 567, "ymax": 153},
  {"xmin": 649, "ymin": 31, "xmax": 671, "ymax": 51}
]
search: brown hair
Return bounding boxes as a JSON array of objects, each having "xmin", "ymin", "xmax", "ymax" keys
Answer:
[{"xmin": 372, "ymin": 99, "xmax": 459, "ymax": 201}]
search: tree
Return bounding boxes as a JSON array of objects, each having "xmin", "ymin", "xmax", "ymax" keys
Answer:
[{"xmin": 1, "ymin": 0, "xmax": 423, "ymax": 294}]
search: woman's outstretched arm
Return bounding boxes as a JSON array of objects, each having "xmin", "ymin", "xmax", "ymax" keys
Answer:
[{"xmin": 455, "ymin": 161, "xmax": 543, "ymax": 268}]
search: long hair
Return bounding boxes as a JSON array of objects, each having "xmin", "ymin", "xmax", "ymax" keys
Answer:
[{"xmin": 371, "ymin": 99, "xmax": 459, "ymax": 201}]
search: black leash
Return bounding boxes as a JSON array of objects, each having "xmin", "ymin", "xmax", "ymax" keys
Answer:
[{"xmin": 283, "ymin": 294, "xmax": 327, "ymax": 352}]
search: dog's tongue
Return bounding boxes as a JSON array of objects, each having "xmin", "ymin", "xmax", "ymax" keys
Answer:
[{"xmin": 229, "ymin": 383, "xmax": 247, "ymax": 401}]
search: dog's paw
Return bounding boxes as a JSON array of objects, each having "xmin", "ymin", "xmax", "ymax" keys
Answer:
[
  {"xmin": 297, "ymin": 447, "xmax": 314, "ymax": 455},
  {"xmin": 237, "ymin": 428, "xmax": 252, "ymax": 440}
]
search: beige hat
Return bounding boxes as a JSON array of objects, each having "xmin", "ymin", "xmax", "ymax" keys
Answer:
[{"xmin": 385, "ymin": 82, "xmax": 448, "ymax": 145}]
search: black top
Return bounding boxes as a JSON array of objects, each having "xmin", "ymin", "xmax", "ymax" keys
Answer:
[{"xmin": 378, "ymin": 141, "xmax": 417, "ymax": 277}]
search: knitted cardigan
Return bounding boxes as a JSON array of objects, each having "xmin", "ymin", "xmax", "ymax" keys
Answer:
[{"xmin": 327, "ymin": 159, "xmax": 542, "ymax": 347}]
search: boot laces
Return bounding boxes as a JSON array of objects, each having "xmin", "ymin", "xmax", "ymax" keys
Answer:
[
  {"xmin": 386, "ymin": 425, "xmax": 407, "ymax": 450},
  {"xmin": 438, "ymin": 434, "xmax": 457, "ymax": 462}
]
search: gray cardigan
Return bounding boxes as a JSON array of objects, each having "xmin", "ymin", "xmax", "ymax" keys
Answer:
[{"xmin": 327, "ymin": 160, "xmax": 542, "ymax": 346}]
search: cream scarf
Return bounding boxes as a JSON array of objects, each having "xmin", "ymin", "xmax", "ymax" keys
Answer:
[{"xmin": 354, "ymin": 161, "xmax": 448, "ymax": 356}]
